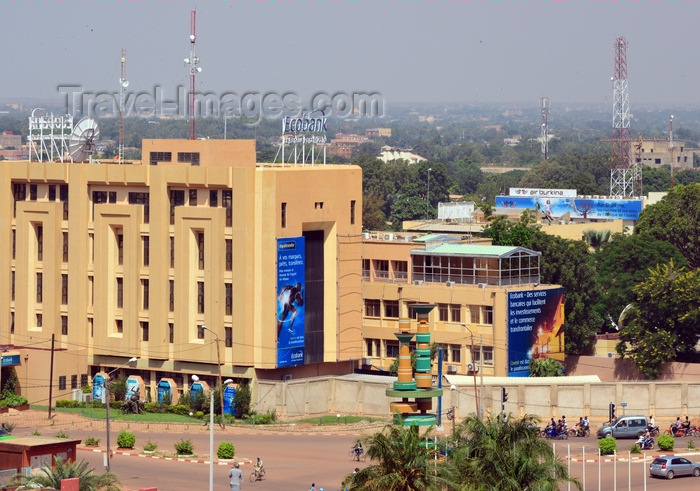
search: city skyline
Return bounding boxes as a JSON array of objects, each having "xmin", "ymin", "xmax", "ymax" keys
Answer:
[{"xmin": 2, "ymin": 1, "xmax": 698, "ymax": 108}]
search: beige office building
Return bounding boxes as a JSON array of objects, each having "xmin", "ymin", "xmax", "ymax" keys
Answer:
[{"xmin": 0, "ymin": 139, "xmax": 363, "ymax": 404}]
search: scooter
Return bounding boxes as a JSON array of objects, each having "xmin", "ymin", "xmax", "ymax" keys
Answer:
[{"xmin": 635, "ymin": 435, "xmax": 654, "ymax": 450}]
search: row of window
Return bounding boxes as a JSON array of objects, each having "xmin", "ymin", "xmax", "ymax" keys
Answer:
[
  {"xmin": 57, "ymin": 373, "xmax": 89, "ymax": 391},
  {"xmin": 280, "ymin": 200, "xmax": 357, "ymax": 228},
  {"xmin": 149, "ymin": 152, "xmax": 200, "ymax": 166},
  {"xmin": 364, "ymin": 338, "xmax": 494, "ymax": 365},
  {"xmin": 364, "ymin": 299, "xmax": 493, "ymax": 325},
  {"xmin": 13, "ymin": 183, "xmax": 68, "ymax": 219}
]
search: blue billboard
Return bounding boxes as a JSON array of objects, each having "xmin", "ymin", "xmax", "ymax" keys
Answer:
[
  {"xmin": 496, "ymin": 196, "xmax": 642, "ymax": 221},
  {"xmin": 223, "ymin": 384, "xmax": 237, "ymax": 415},
  {"xmin": 92, "ymin": 373, "xmax": 107, "ymax": 403},
  {"xmin": 507, "ymin": 288, "xmax": 565, "ymax": 377},
  {"xmin": 276, "ymin": 237, "xmax": 306, "ymax": 367}
]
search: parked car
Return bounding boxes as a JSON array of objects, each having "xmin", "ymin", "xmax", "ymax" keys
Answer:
[
  {"xmin": 649, "ymin": 456, "xmax": 700, "ymax": 479},
  {"xmin": 596, "ymin": 416, "xmax": 648, "ymax": 439}
]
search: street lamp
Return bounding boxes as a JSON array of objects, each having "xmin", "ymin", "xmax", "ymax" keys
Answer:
[
  {"xmin": 105, "ymin": 356, "xmax": 138, "ymax": 472},
  {"xmin": 450, "ymin": 384, "xmax": 457, "ymax": 441},
  {"xmin": 200, "ymin": 325, "xmax": 225, "ymax": 428},
  {"xmin": 461, "ymin": 324, "xmax": 479, "ymax": 417},
  {"xmin": 426, "ymin": 167, "xmax": 432, "ymax": 219}
]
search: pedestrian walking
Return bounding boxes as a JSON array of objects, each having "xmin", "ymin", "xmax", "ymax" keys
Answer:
[{"xmin": 229, "ymin": 462, "xmax": 244, "ymax": 490}]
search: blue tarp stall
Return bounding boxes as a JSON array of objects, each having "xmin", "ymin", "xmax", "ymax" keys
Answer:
[
  {"xmin": 223, "ymin": 383, "xmax": 237, "ymax": 415},
  {"xmin": 157, "ymin": 378, "xmax": 177, "ymax": 404},
  {"xmin": 92, "ymin": 373, "xmax": 108, "ymax": 403}
]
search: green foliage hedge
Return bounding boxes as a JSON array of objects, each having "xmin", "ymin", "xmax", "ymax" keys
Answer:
[
  {"xmin": 217, "ymin": 442, "xmax": 235, "ymax": 459},
  {"xmin": 117, "ymin": 431, "xmax": 136, "ymax": 449},
  {"xmin": 657, "ymin": 434, "xmax": 674, "ymax": 451},
  {"xmin": 599, "ymin": 436, "xmax": 617, "ymax": 455},
  {"xmin": 174, "ymin": 438, "xmax": 194, "ymax": 455},
  {"xmin": 0, "ymin": 390, "xmax": 28, "ymax": 407},
  {"xmin": 84, "ymin": 437, "xmax": 100, "ymax": 446}
]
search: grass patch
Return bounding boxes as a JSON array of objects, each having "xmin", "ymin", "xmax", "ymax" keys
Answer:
[
  {"xmin": 39, "ymin": 405, "xmax": 203, "ymax": 423},
  {"xmin": 294, "ymin": 415, "xmax": 382, "ymax": 426}
]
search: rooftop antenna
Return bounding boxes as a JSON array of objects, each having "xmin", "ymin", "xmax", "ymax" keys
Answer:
[
  {"xmin": 609, "ymin": 36, "xmax": 636, "ymax": 198},
  {"xmin": 184, "ymin": 10, "xmax": 201, "ymax": 140},
  {"xmin": 540, "ymin": 97, "xmax": 549, "ymax": 161},
  {"xmin": 118, "ymin": 49, "xmax": 129, "ymax": 162},
  {"xmin": 69, "ymin": 117, "xmax": 100, "ymax": 163},
  {"xmin": 669, "ymin": 114, "xmax": 675, "ymax": 188}
]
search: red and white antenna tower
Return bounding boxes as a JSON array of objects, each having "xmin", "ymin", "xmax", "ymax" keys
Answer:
[
  {"xmin": 540, "ymin": 97, "xmax": 549, "ymax": 161},
  {"xmin": 184, "ymin": 11, "xmax": 201, "ymax": 140},
  {"xmin": 118, "ymin": 49, "xmax": 128, "ymax": 162},
  {"xmin": 609, "ymin": 36, "xmax": 639, "ymax": 197}
]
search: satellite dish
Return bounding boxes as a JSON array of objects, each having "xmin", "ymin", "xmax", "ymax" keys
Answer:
[{"xmin": 69, "ymin": 117, "xmax": 100, "ymax": 163}]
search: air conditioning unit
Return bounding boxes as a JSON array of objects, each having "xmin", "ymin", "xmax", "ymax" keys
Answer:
[
  {"xmin": 362, "ymin": 232, "xmax": 371, "ymax": 240},
  {"xmin": 445, "ymin": 281, "xmax": 456, "ymax": 287},
  {"xmin": 413, "ymin": 280, "xmax": 424, "ymax": 286},
  {"xmin": 362, "ymin": 357, "xmax": 373, "ymax": 366},
  {"xmin": 387, "ymin": 278, "xmax": 396, "ymax": 284},
  {"xmin": 447, "ymin": 364, "xmax": 458, "ymax": 373},
  {"xmin": 478, "ymin": 283, "xmax": 487, "ymax": 288},
  {"xmin": 282, "ymin": 374, "xmax": 293, "ymax": 382},
  {"xmin": 468, "ymin": 363, "xmax": 479, "ymax": 372}
]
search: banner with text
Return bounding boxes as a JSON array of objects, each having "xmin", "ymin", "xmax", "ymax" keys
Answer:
[
  {"xmin": 277, "ymin": 237, "xmax": 306, "ymax": 367},
  {"xmin": 507, "ymin": 288, "xmax": 565, "ymax": 377},
  {"xmin": 496, "ymin": 196, "xmax": 642, "ymax": 221}
]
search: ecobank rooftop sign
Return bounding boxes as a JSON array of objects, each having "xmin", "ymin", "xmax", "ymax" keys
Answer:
[{"xmin": 282, "ymin": 112, "xmax": 327, "ymax": 144}]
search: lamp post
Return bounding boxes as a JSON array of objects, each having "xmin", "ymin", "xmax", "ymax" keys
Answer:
[
  {"xmin": 426, "ymin": 167, "xmax": 432, "ymax": 219},
  {"xmin": 201, "ymin": 325, "xmax": 225, "ymax": 428},
  {"xmin": 461, "ymin": 324, "xmax": 479, "ymax": 417},
  {"xmin": 449, "ymin": 384, "xmax": 457, "ymax": 442},
  {"xmin": 194, "ymin": 374, "xmax": 233, "ymax": 491},
  {"xmin": 105, "ymin": 357, "xmax": 137, "ymax": 472}
]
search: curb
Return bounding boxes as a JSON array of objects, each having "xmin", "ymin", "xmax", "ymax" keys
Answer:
[
  {"xmin": 568, "ymin": 450, "xmax": 700, "ymax": 463},
  {"xmin": 79, "ymin": 446, "xmax": 253, "ymax": 466}
]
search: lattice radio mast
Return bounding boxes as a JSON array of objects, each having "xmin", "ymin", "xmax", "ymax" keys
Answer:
[
  {"xmin": 118, "ymin": 49, "xmax": 128, "ymax": 162},
  {"xmin": 540, "ymin": 97, "xmax": 549, "ymax": 161},
  {"xmin": 184, "ymin": 10, "xmax": 201, "ymax": 140},
  {"xmin": 609, "ymin": 37, "xmax": 639, "ymax": 197}
]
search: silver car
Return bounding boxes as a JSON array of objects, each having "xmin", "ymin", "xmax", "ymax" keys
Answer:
[{"xmin": 649, "ymin": 456, "xmax": 700, "ymax": 479}]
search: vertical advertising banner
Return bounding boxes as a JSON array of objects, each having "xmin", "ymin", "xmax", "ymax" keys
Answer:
[
  {"xmin": 277, "ymin": 237, "xmax": 306, "ymax": 367},
  {"xmin": 507, "ymin": 287, "xmax": 565, "ymax": 377}
]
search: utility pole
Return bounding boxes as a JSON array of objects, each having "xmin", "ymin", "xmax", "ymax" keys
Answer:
[{"xmin": 48, "ymin": 334, "xmax": 55, "ymax": 419}]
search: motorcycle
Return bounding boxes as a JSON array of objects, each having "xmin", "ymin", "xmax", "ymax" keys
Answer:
[
  {"xmin": 647, "ymin": 425, "xmax": 659, "ymax": 437},
  {"xmin": 635, "ymin": 436, "xmax": 654, "ymax": 450},
  {"xmin": 568, "ymin": 424, "xmax": 590, "ymax": 438},
  {"xmin": 541, "ymin": 424, "xmax": 568, "ymax": 440}
]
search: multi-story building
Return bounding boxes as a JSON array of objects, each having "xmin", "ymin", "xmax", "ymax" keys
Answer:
[
  {"xmin": 637, "ymin": 139, "xmax": 696, "ymax": 170},
  {"xmin": 1, "ymin": 138, "xmax": 363, "ymax": 404},
  {"xmin": 361, "ymin": 233, "xmax": 565, "ymax": 378}
]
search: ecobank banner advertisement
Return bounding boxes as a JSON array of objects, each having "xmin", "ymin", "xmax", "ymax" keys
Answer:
[
  {"xmin": 277, "ymin": 237, "xmax": 306, "ymax": 367},
  {"xmin": 507, "ymin": 288, "xmax": 565, "ymax": 377}
]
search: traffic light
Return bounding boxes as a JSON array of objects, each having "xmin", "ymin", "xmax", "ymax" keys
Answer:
[
  {"xmin": 502, "ymin": 387, "xmax": 509, "ymax": 403},
  {"xmin": 609, "ymin": 402, "xmax": 616, "ymax": 422}
]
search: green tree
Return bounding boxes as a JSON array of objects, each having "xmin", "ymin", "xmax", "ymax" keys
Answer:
[
  {"xmin": 528, "ymin": 358, "xmax": 564, "ymax": 377},
  {"xmin": 233, "ymin": 382, "xmax": 251, "ymax": 419},
  {"xmin": 581, "ymin": 229, "xmax": 610, "ymax": 251},
  {"xmin": 617, "ymin": 261, "xmax": 700, "ymax": 378},
  {"xmin": 481, "ymin": 210, "xmax": 539, "ymax": 248},
  {"xmin": 12, "ymin": 457, "xmax": 121, "ymax": 491},
  {"xmin": 453, "ymin": 414, "xmax": 581, "ymax": 491},
  {"xmin": 634, "ymin": 183, "xmax": 700, "ymax": 269},
  {"xmin": 363, "ymin": 192, "xmax": 388, "ymax": 231},
  {"xmin": 108, "ymin": 377, "xmax": 127, "ymax": 402},
  {"xmin": 348, "ymin": 422, "xmax": 455, "ymax": 491}
]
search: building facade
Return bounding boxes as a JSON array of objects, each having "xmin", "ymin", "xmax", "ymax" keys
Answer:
[{"xmin": 1, "ymin": 138, "xmax": 363, "ymax": 404}]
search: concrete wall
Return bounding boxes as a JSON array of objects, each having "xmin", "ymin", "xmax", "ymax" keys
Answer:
[{"xmin": 257, "ymin": 376, "xmax": 700, "ymax": 425}]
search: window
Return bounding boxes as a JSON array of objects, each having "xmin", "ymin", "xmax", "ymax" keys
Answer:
[
  {"xmin": 36, "ymin": 273, "xmax": 43, "ymax": 303},
  {"xmin": 150, "ymin": 151, "xmax": 172, "ymax": 165},
  {"xmin": 281, "ymin": 202, "xmax": 287, "ymax": 228},
  {"xmin": 62, "ymin": 232, "xmax": 68, "ymax": 262},
  {"xmin": 350, "ymin": 200, "xmax": 356, "ymax": 225},
  {"xmin": 169, "ymin": 190, "xmax": 185, "ymax": 225},
  {"xmin": 169, "ymin": 280, "xmax": 175, "ymax": 312},
  {"xmin": 80, "ymin": 374, "xmax": 88, "ymax": 388},
  {"xmin": 11, "ymin": 271, "xmax": 15, "ymax": 301},
  {"xmin": 117, "ymin": 278, "xmax": 123, "ymax": 308},
  {"xmin": 36, "ymin": 224, "xmax": 43, "ymax": 261},
  {"xmin": 450, "ymin": 304, "xmax": 461, "ymax": 323},
  {"xmin": 128, "ymin": 192, "xmax": 150, "ymax": 224},
  {"xmin": 384, "ymin": 300, "xmax": 399, "ymax": 318},
  {"xmin": 225, "ymin": 327, "xmax": 232, "ymax": 348},
  {"xmin": 189, "ymin": 189, "xmax": 198, "ymax": 206},
  {"xmin": 484, "ymin": 306, "xmax": 493, "ymax": 325},
  {"xmin": 451, "ymin": 345, "xmax": 461, "ymax": 363},
  {"xmin": 116, "ymin": 231, "xmax": 124, "ymax": 265},
  {"xmin": 13, "ymin": 183, "xmax": 26, "ymax": 217},
  {"xmin": 365, "ymin": 339, "xmax": 373, "ymax": 357},
  {"xmin": 225, "ymin": 283, "xmax": 232, "ymax": 315},
  {"xmin": 88, "ymin": 276, "xmax": 93, "ymax": 307},
  {"xmin": 362, "ymin": 259, "xmax": 370, "ymax": 278},
  {"xmin": 89, "ymin": 318, "xmax": 93, "ymax": 337},
  {"xmin": 365, "ymin": 299, "xmax": 380, "ymax": 317},
  {"xmin": 386, "ymin": 341, "xmax": 399, "ymax": 358},
  {"xmin": 170, "ymin": 237, "xmax": 175, "ymax": 268},
  {"xmin": 314, "ymin": 201, "xmax": 324, "ymax": 210},
  {"xmin": 61, "ymin": 315, "xmax": 68, "ymax": 335},
  {"xmin": 197, "ymin": 232, "xmax": 205, "ymax": 270},
  {"xmin": 141, "ymin": 321, "xmax": 149, "ymax": 342},
  {"xmin": 142, "ymin": 279, "xmax": 149, "ymax": 310},
  {"xmin": 169, "ymin": 323, "xmax": 174, "ymax": 344},
  {"xmin": 71, "ymin": 374, "xmax": 78, "ymax": 390},
  {"xmin": 58, "ymin": 376, "xmax": 66, "ymax": 391},
  {"xmin": 142, "ymin": 236, "xmax": 150, "ymax": 267},
  {"xmin": 116, "ymin": 319, "xmax": 123, "ymax": 333},
  {"xmin": 392, "ymin": 260, "xmax": 408, "ymax": 280},
  {"xmin": 373, "ymin": 260, "xmax": 389, "ymax": 279},
  {"xmin": 12, "ymin": 230, "xmax": 15, "ymax": 260},
  {"xmin": 470, "ymin": 305, "xmax": 480, "ymax": 324},
  {"xmin": 438, "ymin": 303, "xmax": 448, "ymax": 322},
  {"xmin": 10, "ymin": 312, "xmax": 14, "ymax": 334},
  {"xmin": 210, "ymin": 190, "xmax": 218, "ymax": 207},
  {"xmin": 197, "ymin": 281, "xmax": 205, "ymax": 313},
  {"xmin": 36, "ymin": 313, "xmax": 42, "ymax": 327},
  {"xmin": 29, "ymin": 184, "xmax": 37, "ymax": 201},
  {"xmin": 225, "ymin": 239, "xmax": 232, "ymax": 271},
  {"xmin": 223, "ymin": 191, "xmax": 232, "ymax": 227},
  {"xmin": 473, "ymin": 347, "xmax": 494, "ymax": 366},
  {"xmin": 197, "ymin": 325, "xmax": 205, "ymax": 339},
  {"xmin": 61, "ymin": 274, "xmax": 68, "ymax": 304},
  {"xmin": 49, "ymin": 185, "xmax": 56, "ymax": 201},
  {"xmin": 109, "ymin": 192, "xmax": 116, "ymax": 203},
  {"xmin": 177, "ymin": 152, "xmax": 200, "ymax": 165},
  {"xmin": 60, "ymin": 185, "xmax": 68, "ymax": 220}
]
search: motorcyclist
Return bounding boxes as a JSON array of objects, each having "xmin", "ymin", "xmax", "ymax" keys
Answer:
[
  {"xmin": 647, "ymin": 415, "xmax": 655, "ymax": 433},
  {"xmin": 254, "ymin": 456, "xmax": 264, "ymax": 476},
  {"xmin": 672, "ymin": 417, "xmax": 682, "ymax": 436},
  {"xmin": 352, "ymin": 441, "xmax": 363, "ymax": 460},
  {"xmin": 682, "ymin": 416, "xmax": 691, "ymax": 432}
]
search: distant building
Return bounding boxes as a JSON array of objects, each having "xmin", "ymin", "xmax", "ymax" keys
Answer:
[
  {"xmin": 637, "ymin": 139, "xmax": 696, "ymax": 170},
  {"xmin": 0, "ymin": 131, "xmax": 22, "ymax": 148},
  {"xmin": 328, "ymin": 133, "xmax": 371, "ymax": 159},
  {"xmin": 365, "ymin": 128, "xmax": 392, "ymax": 139},
  {"xmin": 377, "ymin": 146, "xmax": 427, "ymax": 164}
]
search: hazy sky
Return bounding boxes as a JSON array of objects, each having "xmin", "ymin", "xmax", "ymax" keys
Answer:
[{"xmin": 2, "ymin": 1, "xmax": 698, "ymax": 108}]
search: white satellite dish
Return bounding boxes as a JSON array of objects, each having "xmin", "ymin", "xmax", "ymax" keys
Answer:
[{"xmin": 69, "ymin": 117, "xmax": 100, "ymax": 163}]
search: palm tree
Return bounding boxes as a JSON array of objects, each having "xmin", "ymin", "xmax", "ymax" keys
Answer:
[
  {"xmin": 13, "ymin": 457, "xmax": 121, "ymax": 491},
  {"xmin": 346, "ymin": 421, "xmax": 457, "ymax": 491},
  {"xmin": 451, "ymin": 414, "xmax": 581, "ymax": 491},
  {"xmin": 582, "ymin": 229, "xmax": 610, "ymax": 251}
]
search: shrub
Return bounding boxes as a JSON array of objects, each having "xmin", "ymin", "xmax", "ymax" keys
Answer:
[
  {"xmin": 143, "ymin": 440, "xmax": 158, "ymax": 452},
  {"xmin": 217, "ymin": 442, "xmax": 235, "ymax": 459},
  {"xmin": 657, "ymin": 434, "xmax": 674, "ymax": 451},
  {"xmin": 196, "ymin": 411, "xmax": 204, "ymax": 419},
  {"xmin": 84, "ymin": 436, "xmax": 100, "ymax": 446},
  {"xmin": 244, "ymin": 410, "xmax": 277, "ymax": 425},
  {"xmin": 0, "ymin": 390, "xmax": 28, "ymax": 407},
  {"xmin": 168, "ymin": 404, "xmax": 191, "ymax": 416},
  {"xmin": 54, "ymin": 430, "xmax": 69, "ymax": 439},
  {"xmin": 32, "ymin": 430, "xmax": 41, "ymax": 436},
  {"xmin": 82, "ymin": 384, "xmax": 92, "ymax": 394},
  {"xmin": 56, "ymin": 400, "xmax": 83, "ymax": 408},
  {"xmin": 599, "ymin": 436, "xmax": 617, "ymax": 455},
  {"xmin": 117, "ymin": 431, "xmax": 136, "ymax": 449},
  {"xmin": 143, "ymin": 402, "xmax": 166, "ymax": 414},
  {"xmin": 687, "ymin": 439, "xmax": 697, "ymax": 450},
  {"xmin": 174, "ymin": 438, "xmax": 194, "ymax": 455},
  {"xmin": 629, "ymin": 443, "xmax": 641, "ymax": 454}
]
